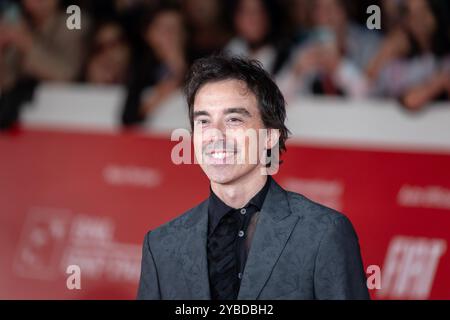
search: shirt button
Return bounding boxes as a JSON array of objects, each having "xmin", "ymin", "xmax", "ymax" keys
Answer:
[
  {"xmin": 238, "ymin": 230, "xmax": 245, "ymax": 237},
  {"xmin": 240, "ymin": 208, "xmax": 246, "ymax": 215},
  {"xmin": 238, "ymin": 273, "xmax": 242, "ymax": 279}
]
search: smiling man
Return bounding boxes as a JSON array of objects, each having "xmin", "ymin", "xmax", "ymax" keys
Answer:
[{"xmin": 137, "ymin": 55, "xmax": 370, "ymax": 300}]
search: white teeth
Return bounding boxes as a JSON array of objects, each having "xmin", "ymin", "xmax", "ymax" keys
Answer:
[
  {"xmin": 212, "ymin": 153, "xmax": 225, "ymax": 159},
  {"xmin": 210, "ymin": 152, "xmax": 234, "ymax": 159}
]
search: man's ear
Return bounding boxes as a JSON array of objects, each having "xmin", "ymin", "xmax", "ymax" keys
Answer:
[{"xmin": 265, "ymin": 128, "xmax": 280, "ymax": 150}]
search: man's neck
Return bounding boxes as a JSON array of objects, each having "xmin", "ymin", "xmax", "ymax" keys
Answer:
[{"xmin": 210, "ymin": 169, "xmax": 268, "ymax": 209}]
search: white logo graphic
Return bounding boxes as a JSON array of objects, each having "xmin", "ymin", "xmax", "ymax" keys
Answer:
[
  {"xmin": 14, "ymin": 208, "xmax": 141, "ymax": 286},
  {"xmin": 103, "ymin": 164, "xmax": 162, "ymax": 188},
  {"xmin": 398, "ymin": 184, "xmax": 450, "ymax": 211},
  {"xmin": 13, "ymin": 208, "xmax": 70, "ymax": 280},
  {"xmin": 377, "ymin": 236, "xmax": 446, "ymax": 299},
  {"xmin": 282, "ymin": 177, "xmax": 344, "ymax": 211}
]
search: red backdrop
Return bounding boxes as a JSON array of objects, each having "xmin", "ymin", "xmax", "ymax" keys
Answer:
[{"xmin": 1, "ymin": 127, "xmax": 449, "ymax": 299}]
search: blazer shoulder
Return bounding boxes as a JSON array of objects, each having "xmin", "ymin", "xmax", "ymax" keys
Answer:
[
  {"xmin": 145, "ymin": 198, "xmax": 208, "ymax": 241},
  {"xmin": 286, "ymin": 190, "xmax": 355, "ymax": 232}
]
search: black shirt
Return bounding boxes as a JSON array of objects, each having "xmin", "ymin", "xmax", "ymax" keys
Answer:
[{"xmin": 207, "ymin": 176, "xmax": 271, "ymax": 291}]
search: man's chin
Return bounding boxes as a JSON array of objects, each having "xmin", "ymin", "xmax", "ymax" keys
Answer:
[
  {"xmin": 203, "ymin": 168, "xmax": 238, "ymax": 185},
  {"xmin": 206, "ymin": 174, "xmax": 236, "ymax": 185}
]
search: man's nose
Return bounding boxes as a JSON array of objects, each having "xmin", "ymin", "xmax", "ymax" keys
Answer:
[{"xmin": 206, "ymin": 121, "xmax": 226, "ymax": 142}]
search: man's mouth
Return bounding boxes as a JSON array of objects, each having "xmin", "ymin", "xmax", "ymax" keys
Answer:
[{"xmin": 207, "ymin": 150, "xmax": 236, "ymax": 159}]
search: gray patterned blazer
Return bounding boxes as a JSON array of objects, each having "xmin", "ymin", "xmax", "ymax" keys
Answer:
[{"xmin": 137, "ymin": 178, "xmax": 370, "ymax": 300}]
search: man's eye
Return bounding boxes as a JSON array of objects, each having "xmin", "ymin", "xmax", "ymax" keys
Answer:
[
  {"xmin": 228, "ymin": 118, "xmax": 243, "ymax": 123},
  {"xmin": 196, "ymin": 119, "xmax": 209, "ymax": 125}
]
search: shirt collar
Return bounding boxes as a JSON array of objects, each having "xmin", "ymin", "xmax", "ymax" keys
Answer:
[{"xmin": 208, "ymin": 176, "xmax": 272, "ymax": 234}]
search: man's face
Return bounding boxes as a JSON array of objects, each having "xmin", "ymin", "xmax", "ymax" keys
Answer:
[{"xmin": 192, "ymin": 79, "xmax": 267, "ymax": 185}]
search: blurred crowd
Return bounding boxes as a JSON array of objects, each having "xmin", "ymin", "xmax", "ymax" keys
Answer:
[{"xmin": 0, "ymin": 0, "xmax": 449, "ymax": 130}]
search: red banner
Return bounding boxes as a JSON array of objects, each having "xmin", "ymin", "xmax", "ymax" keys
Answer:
[{"xmin": 1, "ymin": 128, "xmax": 449, "ymax": 299}]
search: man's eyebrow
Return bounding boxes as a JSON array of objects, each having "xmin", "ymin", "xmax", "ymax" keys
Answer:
[
  {"xmin": 193, "ymin": 110, "xmax": 210, "ymax": 119},
  {"xmin": 224, "ymin": 107, "xmax": 252, "ymax": 117}
]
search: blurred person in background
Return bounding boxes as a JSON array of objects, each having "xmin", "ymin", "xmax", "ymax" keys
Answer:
[
  {"xmin": 121, "ymin": 5, "xmax": 187, "ymax": 126},
  {"xmin": 181, "ymin": 0, "xmax": 230, "ymax": 61},
  {"xmin": 366, "ymin": 0, "xmax": 450, "ymax": 110},
  {"xmin": 379, "ymin": 0, "xmax": 404, "ymax": 33},
  {"xmin": 0, "ymin": 0, "xmax": 88, "ymax": 130},
  {"xmin": 84, "ymin": 21, "xmax": 131, "ymax": 85},
  {"xmin": 224, "ymin": 0, "xmax": 282, "ymax": 74},
  {"xmin": 276, "ymin": 0, "xmax": 381, "ymax": 101},
  {"xmin": 280, "ymin": 0, "xmax": 314, "ymax": 61},
  {"xmin": 86, "ymin": 0, "xmax": 157, "ymax": 56}
]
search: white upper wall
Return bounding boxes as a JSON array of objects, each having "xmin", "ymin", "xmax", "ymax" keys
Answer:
[{"xmin": 21, "ymin": 83, "xmax": 450, "ymax": 153}]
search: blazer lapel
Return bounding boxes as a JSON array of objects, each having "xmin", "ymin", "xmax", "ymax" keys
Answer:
[
  {"xmin": 179, "ymin": 199, "xmax": 211, "ymax": 299},
  {"xmin": 237, "ymin": 178, "xmax": 300, "ymax": 300}
]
